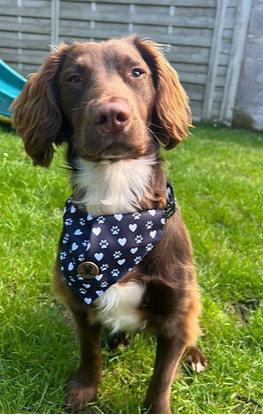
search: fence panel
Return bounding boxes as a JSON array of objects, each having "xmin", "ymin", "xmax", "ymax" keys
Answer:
[{"xmin": 0, "ymin": 0, "xmax": 248, "ymax": 124}]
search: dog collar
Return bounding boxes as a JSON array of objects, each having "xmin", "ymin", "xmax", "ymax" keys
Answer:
[{"xmin": 60, "ymin": 180, "xmax": 176, "ymax": 304}]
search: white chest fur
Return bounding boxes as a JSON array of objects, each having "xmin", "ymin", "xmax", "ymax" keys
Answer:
[
  {"xmin": 72, "ymin": 157, "xmax": 155, "ymax": 216},
  {"xmin": 72, "ymin": 157, "xmax": 153, "ymax": 332},
  {"xmin": 94, "ymin": 282, "xmax": 147, "ymax": 333}
]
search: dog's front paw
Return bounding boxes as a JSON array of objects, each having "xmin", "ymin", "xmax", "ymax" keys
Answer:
[{"xmin": 66, "ymin": 378, "xmax": 97, "ymax": 413}]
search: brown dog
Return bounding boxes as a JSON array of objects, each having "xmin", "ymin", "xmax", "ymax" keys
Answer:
[{"xmin": 12, "ymin": 36, "xmax": 206, "ymax": 414}]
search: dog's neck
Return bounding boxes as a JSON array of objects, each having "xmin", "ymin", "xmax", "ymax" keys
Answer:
[{"xmin": 71, "ymin": 157, "xmax": 157, "ymax": 216}]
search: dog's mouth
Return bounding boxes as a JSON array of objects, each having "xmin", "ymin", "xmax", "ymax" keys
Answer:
[
  {"xmin": 100, "ymin": 143, "xmax": 143, "ymax": 160},
  {"xmin": 76, "ymin": 139, "xmax": 149, "ymax": 162}
]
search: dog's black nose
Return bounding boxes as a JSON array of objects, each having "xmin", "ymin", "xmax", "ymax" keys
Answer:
[{"xmin": 93, "ymin": 100, "xmax": 131, "ymax": 133}]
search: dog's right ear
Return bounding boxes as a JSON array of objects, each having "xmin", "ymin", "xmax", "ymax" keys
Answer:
[
  {"xmin": 12, "ymin": 44, "xmax": 70, "ymax": 167},
  {"xmin": 132, "ymin": 36, "xmax": 191, "ymax": 150}
]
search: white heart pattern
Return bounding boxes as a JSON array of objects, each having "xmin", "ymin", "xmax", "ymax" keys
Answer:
[
  {"xmin": 117, "ymin": 258, "xmax": 126, "ymax": 265},
  {"xmin": 71, "ymin": 242, "xmax": 78, "ymax": 251},
  {"xmin": 130, "ymin": 247, "xmax": 138, "ymax": 254},
  {"xmin": 96, "ymin": 290, "xmax": 104, "ymax": 297},
  {"xmin": 129, "ymin": 223, "xmax": 137, "ymax": 232},
  {"xmin": 118, "ymin": 237, "xmax": 127, "ymax": 246},
  {"xmin": 94, "ymin": 252, "xmax": 104, "ymax": 261},
  {"xmin": 114, "ymin": 214, "xmax": 123, "ymax": 221},
  {"xmin": 150, "ymin": 230, "xmax": 157, "ymax": 238},
  {"xmin": 84, "ymin": 297, "xmax": 92, "ymax": 305},
  {"xmin": 149, "ymin": 209, "xmax": 156, "ymax": 216},
  {"xmin": 95, "ymin": 274, "xmax": 103, "ymax": 281},
  {"xmin": 92, "ymin": 227, "xmax": 101, "ymax": 236},
  {"xmin": 74, "ymin": 229, "xmax": 83, "ymax": 235},
  {"xmin": 83, "ymin": 283, "xmax": 91, "ymax": 289}
]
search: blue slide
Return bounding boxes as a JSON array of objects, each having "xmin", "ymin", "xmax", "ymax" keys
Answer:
[{"xmin": 0, "ymin": 59, "xmax": 26, "ymax": 118}]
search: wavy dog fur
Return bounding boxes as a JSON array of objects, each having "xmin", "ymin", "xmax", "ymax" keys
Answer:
[{"xmin": 13, "ymin": 36, "xmax": 206, "ymax": 414}]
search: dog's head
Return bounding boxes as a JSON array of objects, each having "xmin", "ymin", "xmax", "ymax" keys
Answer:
[{"xmin": 12, "ymin": 36, "xmax": 191, "ymax": 167}]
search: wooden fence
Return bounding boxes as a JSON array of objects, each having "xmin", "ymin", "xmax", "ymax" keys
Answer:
[{"xmin": 0, "ymin": 0, "xmax": 255, "ymax": 126}]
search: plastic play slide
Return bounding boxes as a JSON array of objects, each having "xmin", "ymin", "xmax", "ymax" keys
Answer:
[{"xmin": 0, "ymin": 59, "xmax": 26, "ymax": 118}]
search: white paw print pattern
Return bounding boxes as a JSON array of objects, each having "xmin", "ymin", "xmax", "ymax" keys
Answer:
[
  {"xmin": 82, "ymin": 239, "xmax": 90, "ymax": 248},
  {"xmin": 101, "ymin": 263, "xmax": 109, "ymax": 271},
  {"xmin": 134, "ymin": 256, "xmax": 142, "ymax": 264},
  {"xmin": 97, "ymin": 216, "xmax": 105, "ymax": 224},
  {"xmin": 111, "ymin": 225, "xmax": 120, "ymax": 235},
  {"xmin": 62, "ymin": 233, "xmax": 70, "ymax": 244},
  {"xmin": 99, "ymin": 239, "xmax": 109, "ymax": 249},
  {"xmin": 135, "ymin": 235, "xmax": 143, "ymax": 244},
  {"xmin": 146, "ymin": 243, "xmax": 154, "ymax": 252},
  {"xmin": 113, "ymin": 250, "xmax": 122, "ymax": 259},
  {"xmin": 60, "ymin": 251, "xmax": 67, "ymax": 260},
  {"xmin": 65, "ymin": 218, "xmax": 73, "ymax": 226},
  {"xmin": 111, "ymin": 269, "xmax": 120, "ymax": 277},
  {"xmin": 146, "ymin": 221, "xmax": 154, "ymax": 229}
]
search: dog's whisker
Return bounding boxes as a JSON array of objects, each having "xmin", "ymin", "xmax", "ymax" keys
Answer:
[{"xmin": 71, "ymin": 103, "xmax": 89, "ymax": 112}]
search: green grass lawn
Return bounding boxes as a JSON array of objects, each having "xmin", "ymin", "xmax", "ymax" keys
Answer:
[{"xmin": 0, "ymin": 123, "xmax": 263, "ymax": 414}]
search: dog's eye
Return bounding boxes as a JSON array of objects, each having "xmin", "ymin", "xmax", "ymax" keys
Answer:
[
  {"xmin": 67, "ymin": 75, "xmax": 81, "ymax": 83},
  {"xmin": 131, "ymin": 68, "xmax": 144, "ymax": 78}
]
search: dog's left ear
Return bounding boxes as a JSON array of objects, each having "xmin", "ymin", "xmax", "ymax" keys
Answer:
[
  {"xmin": 132, "ymin": 36, "xmax": 192, "ymax": 149},
  {"xmin": 12, "ymin": 44, "xmax": 70, "ymax": 167}
]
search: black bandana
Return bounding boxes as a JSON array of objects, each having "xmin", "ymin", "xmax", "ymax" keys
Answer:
[{"xmin": 60, "ymin": 180, "xmax": 176, "ymax": 304}]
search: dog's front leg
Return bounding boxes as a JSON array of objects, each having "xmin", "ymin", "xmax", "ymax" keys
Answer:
[
  {"xmin": 66, "ymin": 308, "xmax": 102, "ymax": 413},
  {"xmin": 145, "ymin": 335, "xmax": 185, "ymax": 414}
]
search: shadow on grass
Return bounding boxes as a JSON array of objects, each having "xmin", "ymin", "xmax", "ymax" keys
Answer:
[{"xmin": 0, "ymin": 118, "xmax": 13, "ymax": 132}]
